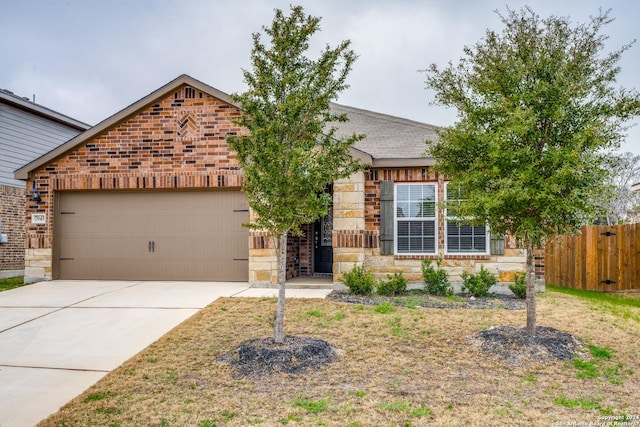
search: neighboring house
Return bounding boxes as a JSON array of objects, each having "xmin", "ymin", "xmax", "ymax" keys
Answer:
[
  {"xmin": 631, "ymin": 182, "xmax": 640, "ymax": 223},
  {"xmin": 15, "ymin": 74, "xmax": 525, "ymax": 284},
  {"xmin": 0, "ymin": 89, "xmax": 89, "ymax": 278}
]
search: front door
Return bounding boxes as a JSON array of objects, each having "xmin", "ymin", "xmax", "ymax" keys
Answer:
[{"xmin": 313, "ymin": 209, "xmax": 333, "ymax": 274}]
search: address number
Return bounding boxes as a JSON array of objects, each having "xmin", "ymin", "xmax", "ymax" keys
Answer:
[{"xmin": 31, "ymin": 213, "xmax": 46, "ymax": 224}]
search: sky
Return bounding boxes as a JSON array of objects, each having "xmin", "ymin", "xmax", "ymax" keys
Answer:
[{"xmin": 1, "ymin": 0, "xmax": 639, "ymax": 155}]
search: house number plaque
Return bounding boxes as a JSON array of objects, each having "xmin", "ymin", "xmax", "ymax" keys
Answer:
[{"xmin": 31, "ymin": 213, "xmax": 46, "ymax": 224}]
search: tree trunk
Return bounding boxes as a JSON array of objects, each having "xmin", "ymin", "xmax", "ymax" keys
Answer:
[
  {"xmin": 525, "ymin": 239, "xmax": 537, "ymax": 337},
  {"xmin": 274, "ymin": 233, "xmax": 288, "ymax": 343}
]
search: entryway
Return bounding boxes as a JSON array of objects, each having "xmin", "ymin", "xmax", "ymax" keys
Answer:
[{"xmin": 312, "ymin": 208, "xmax": 333, "ymax": 275}]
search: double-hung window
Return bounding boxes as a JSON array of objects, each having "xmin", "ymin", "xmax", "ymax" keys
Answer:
[
  {"xmin": 395, "ymin": 183, "xmax": 437, "ymax": 254},
  {"xmin": 445, "ymin": 184, "xmax": 488, "ymax": 254}
]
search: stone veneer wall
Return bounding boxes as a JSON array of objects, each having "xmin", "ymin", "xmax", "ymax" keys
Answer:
[
  {"xmin": 0, "ymin": 185, "xmax": 26, "ymax": 275},
  {"xmin": 248, "ymin": 231, "xmax": 278, "ymax": 285},
  {"xmin": 247, "ymin": 213, "xmax": 313, "ymax": 285},
  {"xmin": 333, "ymin": 167, "xmax": 527, "ymax": 284},
  {"xmin": 23, "ymin": 85, "xmax": 245, "ymax": 282},
  {"xmin": 332, "ymin": 171, "xmax": 366, "ymax": 278},
  {"xmin": 247, "ymin": 170, "xmax": 367, "ymax": 287}
]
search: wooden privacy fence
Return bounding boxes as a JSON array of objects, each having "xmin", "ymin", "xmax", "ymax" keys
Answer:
[{"xmin": 545, "ymin": 224, "xmax": 640, "ymax": 291}]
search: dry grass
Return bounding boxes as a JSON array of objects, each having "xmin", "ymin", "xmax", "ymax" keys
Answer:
[{"xmin": 39, "ymin": 291, "xmax": 640, "ymax": 427}]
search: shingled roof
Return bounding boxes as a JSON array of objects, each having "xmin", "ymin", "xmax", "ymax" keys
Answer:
[
  {"xmin": 15, "ymin": 75, "xmax": 439, "ymax": 179},
  {"xmin": 330, "ymin": 103, "xmax": 438, "ymax": 167}
]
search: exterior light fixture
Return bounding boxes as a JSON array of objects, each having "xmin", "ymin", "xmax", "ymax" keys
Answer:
[{"xmin": 31, "ymin": 187, "xmax": 41, "ymax": 203}]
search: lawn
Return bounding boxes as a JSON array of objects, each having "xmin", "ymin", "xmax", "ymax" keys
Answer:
[
  {"xmin": 0, "ymin": 276, "xmax": 27, "ymax": 292},
  {"xmin": 39, "ymin": 290, "xmax": 640, "ymax": 426}
]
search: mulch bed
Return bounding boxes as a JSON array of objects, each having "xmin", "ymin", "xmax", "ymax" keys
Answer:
[
  {"xmin": 467, "ymin": 325, "xmax": 585, "ymax": 363},
  {"xmin": 326, "ymin": 289, "xmax": 526, "ymax": 310},
  {"xmin": 221, "ymin": 335, "xmax": 338, "ymax": 377}
]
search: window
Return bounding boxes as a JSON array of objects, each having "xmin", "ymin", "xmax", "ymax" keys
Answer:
[
  {"xmin": 445, "ymin": 184, "xmax": 488, "ymax": 254},
  {"xmin": 395, "ymin": 183, "xmax": 437, "ymax": 254}
]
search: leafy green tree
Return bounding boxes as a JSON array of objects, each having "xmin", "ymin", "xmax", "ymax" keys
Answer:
[
  {"xmin": 424, "ymin": 7, "xmax": 640, "ymax": 336},
  {"xmin": 228, "ymin": 6, "xmax": 364, "ymax": 343}
]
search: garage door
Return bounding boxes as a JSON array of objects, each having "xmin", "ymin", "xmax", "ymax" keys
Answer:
[{"xmin": 55, "ymin": 190, "xmax": 249, "ymax": 281}]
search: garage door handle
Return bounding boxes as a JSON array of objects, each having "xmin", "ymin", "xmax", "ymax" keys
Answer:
[{"xmin": 148, "ymin": 241, "xmax": 155, "ymax": 253}]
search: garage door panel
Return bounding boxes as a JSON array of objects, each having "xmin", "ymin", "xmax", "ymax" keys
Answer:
[{"xmin": 56, "ymin": 191, "xmax": 249, "ymax": 281}]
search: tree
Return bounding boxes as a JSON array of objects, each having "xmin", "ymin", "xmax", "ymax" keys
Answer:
[
  {"xmin": 598, "ymin": 152, "xmax": 640, "ymax": 224},
  {"xmin": 228, "ymin": 6, "xmax": 364, "ymax": 343},
  {"xmin": 424, "ymin": 7, "xmax": 640, "ymax": 336}
]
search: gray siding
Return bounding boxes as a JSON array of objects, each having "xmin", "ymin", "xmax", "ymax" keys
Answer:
[{"xmin": 0, "ymin": 103, "xmax": 83, "ymax": 188}]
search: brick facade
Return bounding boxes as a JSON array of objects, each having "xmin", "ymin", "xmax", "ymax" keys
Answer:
[
  {"xmin": 24, "ymin": 84, "xmax": 246, "ymax": 281},
  {"xmin": 0, "ymin": 184, "xmax": 25, "ymax": 274},
  {"xmin": 18, "ymin": 76, "xmax": 535, "ymax": 285},
  {"xmin": 285, "ymin": 223, "xmax": 313, "ymax": 279}
]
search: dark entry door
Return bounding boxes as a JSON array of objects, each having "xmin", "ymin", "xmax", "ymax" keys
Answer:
[{"xmin": 313, "ymin": 209, "xmax": 333, "ymax": 274}]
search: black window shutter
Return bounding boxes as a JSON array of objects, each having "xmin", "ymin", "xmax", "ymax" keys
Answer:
[{"xmin": 380, "ymin": 180, "xmax": 394, "ymax": 255}]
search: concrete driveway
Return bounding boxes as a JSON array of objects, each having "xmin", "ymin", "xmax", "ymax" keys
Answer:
[{"xmin": 0, "ymin": 280, "xmax": 330, "ymax": 427}]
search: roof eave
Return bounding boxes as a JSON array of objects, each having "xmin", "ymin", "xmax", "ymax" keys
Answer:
[
  {"xmin": 0, "ymin": 90, "xmax": 90, "ymax": 130},
  {"xmin": 349, "ymin": 147, "xmax": 373, "ymax": 166},
  {"xmin": 371, "ymin": 157, "xmax": 435, "ymax": 168},
  {"xmin": 14, "ymin": 74, "xmax": 239, "ymax": 180}
]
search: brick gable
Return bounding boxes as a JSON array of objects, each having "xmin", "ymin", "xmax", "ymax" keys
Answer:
[{"xmin": 26, "ymin": 84, "xmax": 247, "ymax": 251}]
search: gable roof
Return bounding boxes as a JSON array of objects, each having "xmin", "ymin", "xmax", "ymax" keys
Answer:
[
  {"xmin": 14, "ymin": 74, "xmax": 234, "ymax": 180},
  {"xmin": 330, "ymin": 103, "xmax": 437, "ymax": 167},
  {"xmin": 15, "ymin": 74, "xmax": 437, "ymax": 180}
]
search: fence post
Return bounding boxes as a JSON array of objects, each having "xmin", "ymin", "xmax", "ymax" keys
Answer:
[{"xmin": 584, "ymin": 226, "xmax": 596, "ymax": 290}]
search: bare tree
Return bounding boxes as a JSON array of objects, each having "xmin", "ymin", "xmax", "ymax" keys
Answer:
[{"xmin": 599, "ymin": 152, "xmax": 640, "ymax": 224}]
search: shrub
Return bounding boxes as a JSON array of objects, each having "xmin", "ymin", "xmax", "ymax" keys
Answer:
[
  {"xmin": 461, "ymin": 265, "xmax": 497, "ymax": 298},
  {"xmin": 374, "ymin": 302, "xmax": 395, "ymax": 313},
  {"xmin": 377, "ymin": 272, "xmax": 408, "ymax": 296},
  {"xmin": 340, "ymin": 264, "xmax": 376, "ymax": 295},
  {"xmin": 509, "ymin": 272, "xmax": 527, "ymax": 299},
  {"xmin": 421, "ymin": 258, "xmax": 451, "ymax": 296}
]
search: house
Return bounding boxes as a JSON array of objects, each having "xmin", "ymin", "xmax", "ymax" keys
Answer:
[
  {"xmin": 0, "ymin": 89, "xmax": 89, "ymax": 278},
  {"xmin": 631, "ymin": 181, "xmax": 640, "ymax": 223},
  {"xmin": 15, "ymin": 74, "xmax": 526, "ymax": 284}
]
